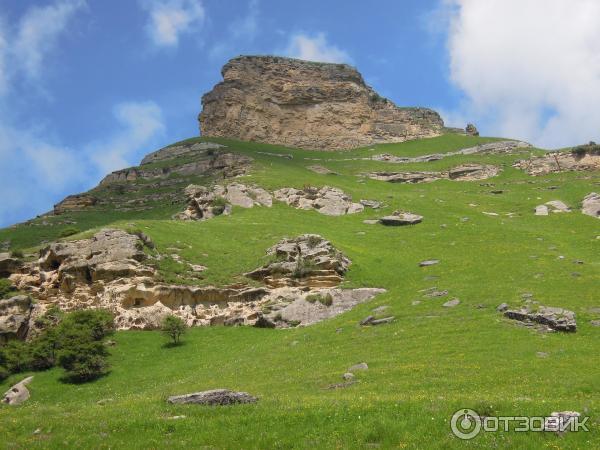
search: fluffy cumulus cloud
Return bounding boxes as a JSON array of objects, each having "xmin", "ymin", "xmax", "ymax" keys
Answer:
[
  {"xmin": 437, "ymin": 0, "xmax": 600, "ymax": 148},
  {"xmin": 89, "ymin": 101, "xmax": 165, "ymax": 174},
  {"xmin": 0, "ymin": 2, "xmax": 166, "ymax": 225},
  {"xmin": 141, "ymin": 0, "xmax": 205, "ymax": 47},
  {"xmin": 285, "ymin": 33, "xmax": 351, "ymax": 64}
]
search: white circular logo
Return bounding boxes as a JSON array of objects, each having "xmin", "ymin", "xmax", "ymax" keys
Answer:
[{"xmin": 451, "ymin": 408, "xmax": 482, "ymax": 440}]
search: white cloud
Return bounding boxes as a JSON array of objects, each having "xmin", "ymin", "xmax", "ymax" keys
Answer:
[
  {"xmin": 141, "ymin": 0, "xmax": 205, "ymax": 47},
  {"xmin": 89, "ymin": 101, "xmax": 165, "ymax": 174},
  {"xmin": 437, "ymin": 0, "xmax": 600, "ymax": 148},
  {"xmin": 284, "ymin": 32, "xmax": 351, "ymax": 64},
  {"xmin": 13, "ymin": 0, "xmax": 86, "ymax": 78}
]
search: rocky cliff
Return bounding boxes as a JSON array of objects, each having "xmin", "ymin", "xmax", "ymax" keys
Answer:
[{"xmin": 199, "ymin": 56, "xmax": 444, "ymax": 150}]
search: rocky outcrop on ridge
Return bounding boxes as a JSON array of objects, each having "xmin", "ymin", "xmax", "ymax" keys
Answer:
[
  {"xmin": 368, "ymin": 164, "xmax": 500, "ymax": 183},
  {"xmin": 371, "ymin": 140, "xmax": 530, "ymax": 164},
  {"xmin": 514, "ymin": 150, "xmax": 600, "ymax": 175},
  {"xmin": 0, "ymin": 295, "xmax": 34, "ymax": 342},
  {"xmin": 54, "ymin": 194, "xmax": 97, "ymax": 215},
  {"xmin": 0, "ymin": 253, "xmax": 22, "ymax": 277},
  {"xmin": 274, "ymin": 186, "xmax": 363, "ymax": 215},
  {"xmin": 176, "ymin": 183, "xmax": 272, "ymax": 220},
  {"xmin": 199, "ymin": 56, "xmax": 444, "ymax": 150}
]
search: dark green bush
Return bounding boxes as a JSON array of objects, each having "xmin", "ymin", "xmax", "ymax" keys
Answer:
[
  {"xmin": 57, "ymin": 331, "xmax": 109, "ymax": 382},
  {"xmin": 161, "ymin": 315, "xmax": 187, "ymax": 345},
  {"xmin": 0, "ymin": 365, "xmax": 8, "ymax": 382},
  {"xmin": 1, "ymin": 340, "xmax": 32, "ymax": 373},
  {"xmin": 0, "ymin": 278, "xmax": 16, "ymax": 299},
  {"xmin": 29, "ymin": 329, "xmax": 60, "ymax": 370},
  {"xmin": 59, "ymin": 227, "xmax": 80, "ymax": 238},
  {"xmin": 59, "ymin": 309, "xmax": 115, "ymax": 341},
  {"xmin": 9, "ymin": 249, "xmax": 24, "ymax": 258}
]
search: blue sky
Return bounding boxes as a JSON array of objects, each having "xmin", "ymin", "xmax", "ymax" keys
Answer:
[{"xmin": 1, "ymin": 0, "xmax": 599, "ymax": 227}]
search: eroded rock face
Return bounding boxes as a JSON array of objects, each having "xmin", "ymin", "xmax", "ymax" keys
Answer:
[
  {"xmin": 199, "ymin": 56, "xmax": 444, "ymax": 150},
  {"xmin": 582, "ymin": 192, "xmax": 600, "ymax": 218},
  {"xmin": 245, "ymin": 234, "xmax": 350, "ymax": 288},
  {"xmin": 274, "ymin": 186, "xmax": 363, "ymax": 216},
  {"xmin": 0, "ymin": 295, "xmax": 33, "ymax": 341},
  {"xmin": 514, "ymin": 151, "xmax": 600, "ymax": 175},
  {"xmin": 0, "ymin": 253, "xmax": 22, "ymax": 277},
  {"xmin": 176, "ymin": 183, "xmax": 272, "ymax": 220},
  {"xmin": 141, "ymin": 141, "xmax": 225, "ymax": 165},
  {"xmin": 53, "ymin": 194, "xmax": 97, "ymax": 215},
  {"xmin": 368, "ymin": 164, "xmax": 500, "ymax": 183},
  {"xmin": 167, "ymin": 389, "xmax": 258, "ymax": 406}
]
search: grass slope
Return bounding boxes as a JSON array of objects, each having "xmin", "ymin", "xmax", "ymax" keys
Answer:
[{"xmin": 0, "ymin": 134, "xmax": 599, "ymax": 448}]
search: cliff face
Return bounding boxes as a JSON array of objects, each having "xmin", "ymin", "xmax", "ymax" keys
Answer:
[{"xmin": 199, "ymin": 56, "xmax": 444, "ymax": 150}]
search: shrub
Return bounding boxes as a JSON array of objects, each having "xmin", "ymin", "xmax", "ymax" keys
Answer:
[
  {"xmin": 57, "ymin": 331, "xmax": 109, "ymax": 382},
  {"xmin": 0, "ymin": 278, "xmax": 16, "ymax": 299},
  {"xmin": 59, "ymin": 227, "xmax": 80, "ymax": 238},
  {"xmin": 0, "ymin": 366, "xmax": 8, "ymax": 382},
  {"xmin": 29, "ymin": 329, "xmax": 60, "ymax": 370},
  {"xmin": 1, "ymin": 340, "xmax": 32, "ymax": 373},
  {"xmin": 305, "ymin": 293, "xmax": 333, "ymax": 306},
  {"xmin": 10, "ymin": 249, "xmax": 24, "ymax": 259},
  {"xmin": 161, "ymin": 315, "xmax": 186, "ymax": 345},
  {"xmin": 306, "ymin": 235, "xmax": 321, "ymax": 248},
  {"xmin": 59, "ymin": 309, "xmax": 115, "ymax": 341}
]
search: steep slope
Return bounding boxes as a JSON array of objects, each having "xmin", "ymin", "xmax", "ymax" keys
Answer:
[{"xmin": 199, "ymin": 56, "xmax": 445, "ymax": 150}]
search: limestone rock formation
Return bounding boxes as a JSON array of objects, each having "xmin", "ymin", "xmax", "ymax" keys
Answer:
[
  {"xmin": 54, "ymin": 194, "xmax": 97, "ymax": 215},
  {"xmin": 199, "ymin": 56, "xmax": 444, "ymax": 150},
  {"xmin": 503, "ymin": 305, "xmax": 576, "ymax": 332},
  {"xmin": 371, "ymin": 140, "xmax": 530, "ymax": 164},
  {"xmin": 141, "ymin": 141, "xmax": 225, "ymax": 165},
  {"xmin": 2, "ymin": 376, "xmax": 34, "ymax": 406},
  {"xmin": 514, "ymin": 150, "xmax": 600, "ymax": 175},
  {"xmin": 582, "ymin": 192, "xmax": 600, "ymax": 218},
  {"xmin": 167, "ymin": 389, "xmax": 258, "ymax": 406},
  {"xmin": 274, "ymin": 186, "xmax": 363, "ymax": 216},
  {"xmin": 368, "ymin": 164, "xmax": 500, "ymax": 183},
  {"xmin": 176, "ymin": 183, "xmax": 272, "ymax": 221},
  {"xmin": 0, "ymin": 295, "xmax": 33, "ymax": 342},
  {"xmin": 245, "ymin": 234, "xmax": 350, "ymax": 288},
  {"xmin": 0, "ymin": 253, "xmax": 22, "ymax": 277}
]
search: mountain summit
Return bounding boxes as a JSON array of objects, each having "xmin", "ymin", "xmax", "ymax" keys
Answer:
[{"xmin": 199, "ymin": 55, "xmax": 444, "ymax": 150}]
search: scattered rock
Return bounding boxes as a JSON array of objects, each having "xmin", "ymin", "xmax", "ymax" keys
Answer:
[
  {"xmin": 419, "ymin": 260, "xmax": 439, "ymax": 267},
  {"xmin": 368, "ymin": 164, "xmax": 500, "ymax": 184},
  {"xmin": 342, "ymin": 372, "xmax": 355, "ymax": 381},
  {"xmin": 545, "ymin": 200, "xmax": 571, "ymax": 213},
  {"xmin": 167, "ymin": 389, "xmax": 258, "ymax": 406},
  {"xmin": 362, "ymin": 219, "xmax": 379, "ymax": 225},
  {"xmin": 307, "ymin": 165, "xmax": 337, "ymax": 175},
  {"xmin": 274, "ymin": 186, "xmax": 363, "ymax": 216},
  {"xmin": 535, "ymin": 205, "xmax": 549, "ymax": 216},
  {"xmin": 325, "ymin": 381, "xmax": 357, "ymax": 390},
  {"xmin": 443, "ymin": 299, "xmax": 460, "ymax": 308},
  {"xmin": 360, "ymin": 316, "xmax": 395, "ymax": 326},
  {"xmin": 360, "ymin": 199, "xmax": 381, "ymax": 209},
  {"xmin": 199, "ymin": 55, "xmax": 443, "ymax": 150},
  {"xmin": 2, "ymin": 376, "xmax": 33, "ymax": 405},
  {"xmin": 348, "ymin": 362, "xmax": 368, "ymax": 372},
  {"xmin": 590, "ymin": 320, "xmax": 600, "ymax": 327},
  {"xmin": 379, "ymin": 211, "xmax": 423, "ymax": 226},
  {"xmin": 582, "ymin": 192, "xmax": 600, "ymax": 218},
  {"xmin": 504, "ymin": 306, "xmax": 577, "ymax": 332},
  {"xmin": 424, "ymin": 289, "xmax": 448, "ymax": 298},
  {"xmin": 536, "ymin": 352, "xmax": 549, "ymax": 358},
  {"xmin": 515, "ymin": 149, "xmax": 600, "ymax": 175},
  {"xmin": 496, "ymin": 303, "xmax": 509, "ymax": 312}
]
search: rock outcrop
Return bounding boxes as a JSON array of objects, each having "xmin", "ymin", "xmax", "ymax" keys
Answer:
[
  {"xmin": 245, "ymin": 234, "xmax": 350, "ymax": 288},
  {"xmin": 582, "ymin": 193, "xmax": 600, "ymax": 218},
  {"xmin": 176, "ymin": 183, "xmax": 272, "ymax": 221},
  {"xmin": 371, "ymin": 140, "xmax": 530, "ymax": 164},
  {"xmin": 534, "ymin": 200, "xmax": 571, "ymax": 216},
  {"xmin": 54, "ymin": 194, "xmax": 97, "ymax": 215},
  {"xmin": 368, "ymin": 164, "xmax": 500, "ymax": 183},
  {"xmin": 199, "ymin": 56, "xmax": 444, "ymax": 150},
  {"xmin": 167, "ymin": 389, "xmax": 258, "ymax": 406},
  {"xmin": 379, "ymin": 211, "xmax": 423, "ymax": 226},
  {"xmin": 514, "ymin": 150, "xmax": 600, "ymax": 175},
  {"xmin": 0, "ymin": 253, "xmax": 22, "ymax": 277},
  {"xmin": 274, "ymin": 186, "xmax": 363, "ymax": 215},
  {"xmin": 503, "ymin": 305, "xmax": 577, "ymax": 332},
  {"xmin": 0, "ymin": 295, "xmax": 34, "ymax": 342}
]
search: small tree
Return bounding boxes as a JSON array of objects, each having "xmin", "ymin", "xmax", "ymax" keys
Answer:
[
  {"xmin": 56, "ymin": 326, "xmax": 109, "ymax": 382},
  {"xmin": 161, "ymin": 315, "xmax": 186, "ymax": 345}
]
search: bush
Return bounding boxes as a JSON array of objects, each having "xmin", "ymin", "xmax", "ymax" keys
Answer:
[
  {"xmin": 0, "ymin": 365, "xmax": 8, "ymax": 382},
  {"xmin": 305, "ymin": 293, "xmax": 333, "ymax": 306},
  {"xmin": 161, "ymin": 315, "xmax": 187, "ymax": 345},
  {"xmin": 59, "ymin": 227, "xmax": 80, "ymax": 238},
  {"xmin": 0, "ymin": 278, "xmax": 16, "ymax": 299},
  {"xmin": 29, "ymin": 329, "xmax": 60, "ymax": 370},
  {"xmin": 59, "ymin": 309, "xmax": 115, "ymax": 341},
  {"xmin": 57, "ymin": 331, "xmax": 109, "ymax": 382},
  {"xmin": 1, "ymin": 340, "xmax": 32, "ymax": 373},
  {"xmin": 10, "ymin": 249, "xmax": 24, "ymax": 258}
]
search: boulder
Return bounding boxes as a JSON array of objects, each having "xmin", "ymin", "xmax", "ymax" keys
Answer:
[
  {"xmin": 274, "ymin": 186, "xmax": 363, "ymax": 216},
  {"xmin": 167, "ymin": 389, "xmax": 258, "ymax": 406},
  {"xmin": 443, "ymin": 299, "xmax": 460, "ymax": 308},
  {"xmin": 199, "ymin": 55, "xmax": 443, "ymax": 150},
  {"xmin": 545, "ymin": 200, "xmax": 571, "ymax": 213},
  {"xmin": 504, "ymin": 306, "xmax": 576, "ymax": 332},
  {"xmin": 348, "ymin": 362, "xmax": 368, "ymax": 372},
  {"xmin": 582, "ymin": 192, "xmax": 600, "ymax": 218},
  {"xmin": 535, "ymin": 205, "xmax": 549, "ymax": 216},
  {"xmin": 2, "ymin": 376, "xmax": 33, "ymax": 405},
  {"xmin": 379, "ymin": 212, "xmax": 423, "ymax": 226}
]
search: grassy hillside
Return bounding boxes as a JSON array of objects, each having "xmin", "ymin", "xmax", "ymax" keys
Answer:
[{"xmin": 1, "ymin": 134, "xmax": 599, "ymax": 448}]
